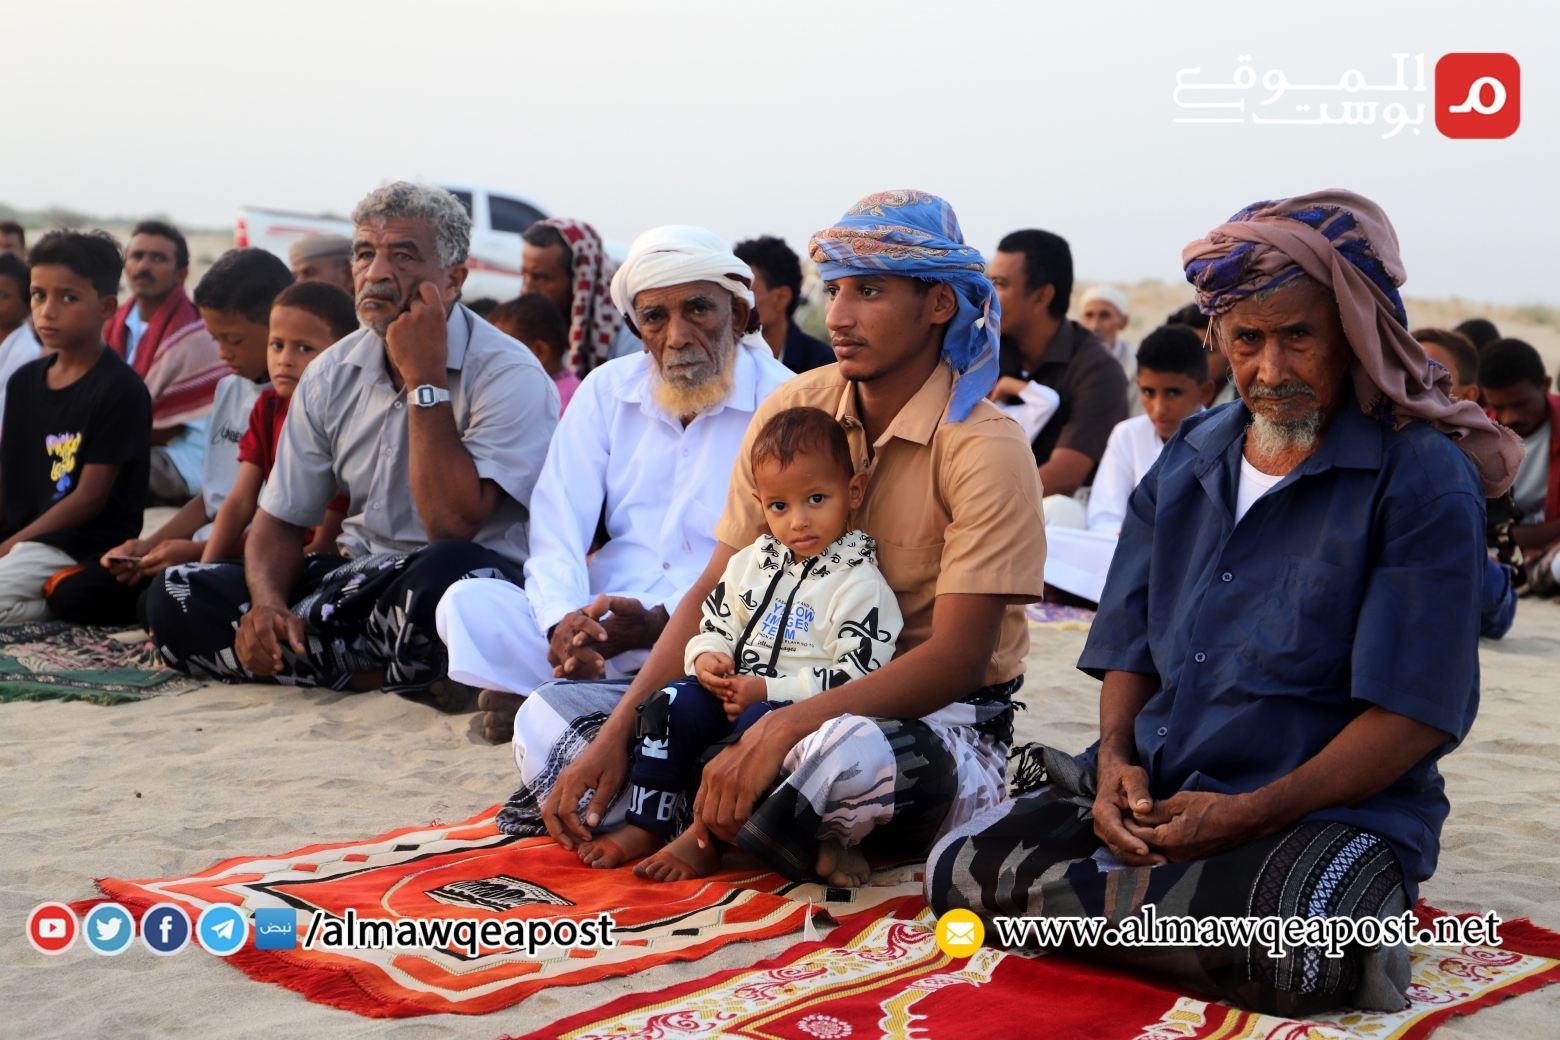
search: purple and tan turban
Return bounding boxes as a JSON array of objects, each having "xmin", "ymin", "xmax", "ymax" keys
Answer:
[{"xmin": 1183, "ymin": 190, "xmax": 1522, "ymax": 496}]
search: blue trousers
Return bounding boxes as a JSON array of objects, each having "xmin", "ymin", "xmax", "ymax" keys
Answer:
[
  {"xmin": 1480, "ymin": 557, "xmax": 1517, "ymax": 640},
  {"xmin": 626, "ymin": 677, "xmax": 788, "ymax": 836}
]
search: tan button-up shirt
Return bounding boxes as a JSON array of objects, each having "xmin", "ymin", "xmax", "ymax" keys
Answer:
[{"xmin": 715, "ymin": 361, "xmax": 1046, "ymax": 686}]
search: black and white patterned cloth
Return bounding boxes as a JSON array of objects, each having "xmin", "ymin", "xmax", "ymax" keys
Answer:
[
  {"xmin": 925, "ymin": 773, "xmax": 1412, "ymax": 1018},
  {"xmin": 496, "ymin": 676, "xmax": 1021, "ymax": 880},
  {"xmin": 146, "ymin": 539, "xmax": 521, "ymax": 694}
]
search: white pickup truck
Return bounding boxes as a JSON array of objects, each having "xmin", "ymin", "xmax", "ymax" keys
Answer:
[{"xmin": 237, "ymin": 182, "xmax": 551, "ymax": 302}]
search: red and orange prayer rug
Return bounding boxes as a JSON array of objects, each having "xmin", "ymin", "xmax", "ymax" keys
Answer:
[
  {"xmin": 70, "ymin": 806, "xmax": 918, "ymax": 1017},
  {"xmin": 512, "ymin": 902, "xmax": 1560, "ymax": 1040}
]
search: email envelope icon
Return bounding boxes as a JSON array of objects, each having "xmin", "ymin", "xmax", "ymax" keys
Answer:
[{"xmin": 944, "ymin": 921, "xmax": 977, "ymax": 945}]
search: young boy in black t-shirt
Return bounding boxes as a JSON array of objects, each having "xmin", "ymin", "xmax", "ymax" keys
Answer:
[{"xmin": 0, "ymin": 230, "xmax": 152, "ymax": 621}]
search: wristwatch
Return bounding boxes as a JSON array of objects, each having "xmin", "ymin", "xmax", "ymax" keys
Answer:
[{"xmin": 411, "ymin": 384, "xmax": 451, "ymax": 407}]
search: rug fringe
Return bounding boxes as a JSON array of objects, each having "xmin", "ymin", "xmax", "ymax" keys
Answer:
[
  {"xmin": 1398, "ymin": 964, "xmax": 1560, "ymax": 1040},
  {"xmin": 1415, "ymin": 900, "xmax": 1560, "ymax": 959},
  {"xmin": 1486, "ymin": 916, "xmax": 1560, "ymax": 959},
  {"xmin": 222, "ymin": 948, "xmax": 438, "ymax": 1019}
]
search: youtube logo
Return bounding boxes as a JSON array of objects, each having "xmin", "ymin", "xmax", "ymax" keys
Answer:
[
  {"xmin": 27, "ymin": 902, "xmax": 79, "ymax": 955},
  {"xmin": 1436, "ymin": 53, "xmax": 1521, "ymax": 139}
]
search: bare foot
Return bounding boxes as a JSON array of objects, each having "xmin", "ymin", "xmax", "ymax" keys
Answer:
[
  {"xmin": 427, "ymin": 678, "xmax": 479, "ymax": 714},
  {"xmin": 578, "ymin": 824, "xmax": 664, "ymax": 869},
  {"xmin": 813, "ymin": 840, "xmax": 870, "ymax": 888},
  {"xmin": 477, "ymin": 689, "xmax": 524, "ymax": 743},
  {"xmin": 634, "ymin": 829, "xmax": 725, "ymax": 882}
]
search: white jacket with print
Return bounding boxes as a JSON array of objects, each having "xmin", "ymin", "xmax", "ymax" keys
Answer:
[{"xmin": 683, "ymin": 530, "xmax": 902, "ymax": 701}]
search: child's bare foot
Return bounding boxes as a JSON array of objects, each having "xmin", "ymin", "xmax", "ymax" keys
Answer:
[
  {"xmin": 814, "ymin": 839, "xmax": 870, "ymax": 888},
  {"xmin": 578, "ymin": 824, "xmax": 664, "ymax": 869},
  {"xmin": 633, "ymin": 828, "xmax": 725, "ymax": 882}
]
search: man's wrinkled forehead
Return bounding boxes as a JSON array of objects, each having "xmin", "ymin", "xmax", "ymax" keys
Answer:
[
  {"xmin": 353, "ymin": 217, "xmax": 437, "ymax": 256},
  {"xmin": 1223, "ymin": 277, "xmax": 1340, "ymax": 332},
  {"xmin": 633, "ymin": 279, "xmax": 733, "ymax": 315},
  {"xmin": 127, "ymin": 234, "xmax": 178, "ymax": 261}
]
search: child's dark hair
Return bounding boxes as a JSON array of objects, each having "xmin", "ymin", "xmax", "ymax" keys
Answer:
[
  {"xmin": 272, "ymin": 279, "xmax": 358, "ymax": 342},
  {"xmin": 1479, "ymin": 338, "xmax": 1546, "ymax": 391},
  {"xmin": 491, "ymin": 293, "xmax": 568, "ymax": 357},
  {"xmin": 1136, "ymin": 324, "xmax": 1209, "ymax": 382},
  {"xmin": 0, "ymin": 252, "xmax": 28, "ymax": 295},
  {"xmin": 1412, "ymin": 328, "xmax": 1479, "ymax": 386},
  {"xmin": 27, "ymin": 229, "xmax": 123, "ymax": 297},
  {"xmin": 194, "ymin": 248, "xmax": 295, "ymax": 325},
  {"xmin": 751, "ymin": 407, "xmax": 854, "ymax": 478}
]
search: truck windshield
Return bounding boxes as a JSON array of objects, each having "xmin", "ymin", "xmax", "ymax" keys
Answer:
[{"xmin": 489, "ymin": 195, "xmax": 546, "ymax": 234}]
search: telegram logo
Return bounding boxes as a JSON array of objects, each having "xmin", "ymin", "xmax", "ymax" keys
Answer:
[
  {"xmin": 253, "ymin": 907, "xmax": 298, "ymax": 950},
  {"xmin": 197, "ymin": 904, "xmax": 249, "ymax": 957},
  {"xmin": 141, "ymin": 902, "xmax": 192, "ymax": 956},
  {"xmin": 83, "ymin": 902, "xmax": 136, "ymax": 956}
]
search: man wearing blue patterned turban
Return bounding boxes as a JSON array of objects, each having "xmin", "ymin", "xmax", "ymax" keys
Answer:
[
  {"xmin": 927, "ymin": 190, "xmax": 1509, "ymax": 1017},
  {"xmin": 520, "ymin": 191, "xmax": 1048, "ymax": 889}
]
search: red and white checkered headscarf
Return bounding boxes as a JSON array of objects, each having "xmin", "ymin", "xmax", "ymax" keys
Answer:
[{"xmin": 537, "ymin": 218, "xmax": 626, "ymax": 377}]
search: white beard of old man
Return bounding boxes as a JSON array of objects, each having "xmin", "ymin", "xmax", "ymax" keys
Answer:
[{"xmin": 609, "ymin": 225, "xmax": 768, "ymax": 425}]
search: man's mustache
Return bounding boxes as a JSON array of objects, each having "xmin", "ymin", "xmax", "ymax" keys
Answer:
[
  {"xmin": 1247, "ymin": 381, "xmax": 1316, "ymax": 401},
  {"xmin": 357, "ymin": 284, "xmax": 400, "ymax": 307}
]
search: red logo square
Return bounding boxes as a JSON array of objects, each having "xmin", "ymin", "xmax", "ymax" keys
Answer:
[{"xmin": 1436, "ymin": 53, "xmax": 1520, "ymax": 138}]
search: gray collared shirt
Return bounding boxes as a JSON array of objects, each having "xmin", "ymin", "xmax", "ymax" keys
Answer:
[{"xmin": 259, "ymin": 304, "xmax": 559, "ymax": 565}]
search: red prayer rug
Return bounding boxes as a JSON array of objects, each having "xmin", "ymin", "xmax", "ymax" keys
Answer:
[
  {"xmin": 71, "ymin": 806, "xmax": 918, "ymax": 1017},
  {"xmin": 512, "ymin": 902, "xmax": 1560, "ymax": 1040}
]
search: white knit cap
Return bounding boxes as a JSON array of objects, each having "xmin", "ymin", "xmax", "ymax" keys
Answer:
[{"xmin": 1079, "ymin": 283, "xmax": 1130, "ymax": 316}]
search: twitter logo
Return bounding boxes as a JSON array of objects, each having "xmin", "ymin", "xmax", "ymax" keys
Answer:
[
  {"xmin": 83, "ymin": 903, "xmax": 135, "ymax": 956},
  {"xmin": 197, "ymin": 904, "xmax": 249, "ymax": 957}
]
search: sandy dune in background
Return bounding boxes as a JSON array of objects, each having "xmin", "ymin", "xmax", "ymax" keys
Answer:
[{"xmin": 3, "ymin": 599, "xmax": 1556, "ymax": 1038}]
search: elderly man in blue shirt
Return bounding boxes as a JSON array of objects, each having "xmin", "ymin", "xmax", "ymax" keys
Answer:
[{"xmin": 926, "ymin": 192, "xmax": 1523, "ymax": 1017}]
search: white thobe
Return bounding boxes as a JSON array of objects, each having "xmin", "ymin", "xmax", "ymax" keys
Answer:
[
  {"xmin": 1045, "ymin": 413, "xmax": 1176, "ymax": 602},
  {"xmin": 436, "ymin": 344, "xmax": 794, "ymax": 694},
  {"xmin": 1085, "ymin": 414, "xmax": 1168, "ymax": 534}
]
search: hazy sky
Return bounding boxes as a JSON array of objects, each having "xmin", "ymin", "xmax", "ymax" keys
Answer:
[{"xmin": 3, "ymin": 0, "xmax": 1552, "ymax": 301}]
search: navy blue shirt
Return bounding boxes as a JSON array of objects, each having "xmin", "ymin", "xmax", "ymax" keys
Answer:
[
  {"xmin": 1078, "ymin": 394, "xmax": 1484, "ymax": 900},
  {"xmin": 781, "ymin": 321, "xmax": 836, "ymax": 374}
]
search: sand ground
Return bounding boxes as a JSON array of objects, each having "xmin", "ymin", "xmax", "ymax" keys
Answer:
[{"xmin": 3, "ymin": 599, "xmax": 1557, "ymax": 1038}]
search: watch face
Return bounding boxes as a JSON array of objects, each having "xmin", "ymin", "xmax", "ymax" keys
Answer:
[{"xmin": 416, "ymin": 386, "xmax": 433, "ymax": 406}]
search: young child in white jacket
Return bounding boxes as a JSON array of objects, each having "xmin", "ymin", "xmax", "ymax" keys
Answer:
[{"xmin": 593, "ymin": 406, "xmax": 902, "ymax": 880}]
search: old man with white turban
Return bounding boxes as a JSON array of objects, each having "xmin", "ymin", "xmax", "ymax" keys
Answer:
[{"xmin": 436, "ymin": 226, "xmax": 794, "ymax": 742}]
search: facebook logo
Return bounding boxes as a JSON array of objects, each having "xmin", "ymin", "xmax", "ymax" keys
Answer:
[{"xmin": 140, "ymin": 902, "xmax": 192, "ymax": 956}]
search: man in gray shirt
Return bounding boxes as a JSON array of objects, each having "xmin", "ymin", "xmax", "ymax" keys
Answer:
[{"xmin": 146, "ymin": 183, "xmax": 559, "ymax": 705}]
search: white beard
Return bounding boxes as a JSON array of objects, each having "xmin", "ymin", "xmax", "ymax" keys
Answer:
[
  {"xmin": 1248, "ymin": 409, "xmax": 1322, "ymax": 456},
  {"xmin": 648, "ymin": 335, "xmax": 739, "ymax": 419}
]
